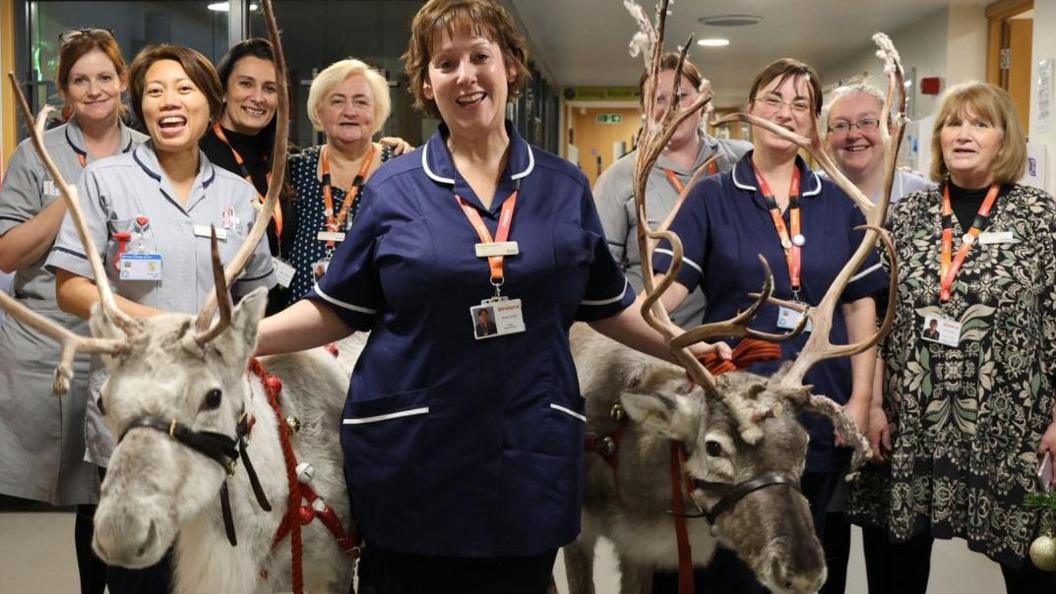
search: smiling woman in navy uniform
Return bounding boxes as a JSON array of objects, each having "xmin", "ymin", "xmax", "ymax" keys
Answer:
[
  {"xmin": 0, "ymin": 28, "xmax": 145, "ymax": 594},
  {"xmin": 651, "ymin": 59, "xmax": 887, "ymax": 593},
  {"xmin": 46, "ymin": 43, "xmax": 274, "ymax": 594},
  {"xmin": 254, "ymin": 0, "xmax": 726, "ymax": 592}
]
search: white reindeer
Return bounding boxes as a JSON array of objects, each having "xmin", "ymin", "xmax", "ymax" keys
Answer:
[
  {"xmin": 1, "ymin": 3, "xmax": 360, "ymax": 592},
  {"xmin": 562, "ymin": 2, "xmax": 908, "ymax": 593}
]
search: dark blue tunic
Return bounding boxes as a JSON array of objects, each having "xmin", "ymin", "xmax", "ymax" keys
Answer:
[
  {"xmin": 653, "ymin": 151, "xmax": 888, "ymax": 471},
  {"xmin": 308, "ymin": 122, "xmax": 634, "ymax": 557}
]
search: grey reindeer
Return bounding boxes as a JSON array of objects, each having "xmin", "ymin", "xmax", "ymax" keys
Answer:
[
  {"xmin": 0, "ymin": 3, "xmax": 362, "ymax": 592},
  {"xmin": 562, "ymin": 2, "xmax": 909, "ymax": 593}
]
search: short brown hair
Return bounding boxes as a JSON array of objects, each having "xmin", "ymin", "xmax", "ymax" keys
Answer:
[
  {"xmin": 402, "ymin": 0, "xmax": 531, "ymax": 119},
  {"xmin": 56, "ymin": 29, "xmax": 129, "ymax": 113},
  {"xmin": 638, "ymin": 53, "xmax": 703, "ymax": 107},
  {"xmin": 128, "ymin": 44, "xmax": 223, "ymax": 126},
  {"xmin": 929, "ymin": 81, "xmax": 1026, "ymax": 185},
  {"xmin": 747, "ymin": 58, "xmax": 823, "ymax": 117}
]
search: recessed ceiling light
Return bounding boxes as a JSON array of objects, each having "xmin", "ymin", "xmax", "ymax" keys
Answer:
[
  {"xmin": 697, "ymin": 38, "xmax": 730, "ymax": 47},
  {"xmin": 699, "ymin": 15, "xmax": 763, "ymax": 27},
  {"xmin": 207, "ymin": 2, "xmax": 259, "ymax": 11}
]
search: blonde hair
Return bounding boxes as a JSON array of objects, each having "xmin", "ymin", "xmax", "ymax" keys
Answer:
[
  {"xmin": 929, "ymin": 81, "xmax": 1026, "ymax": 184},
  {"xmin": 306, "ymin": 58, "xmax": 391, "ymax": 134}
]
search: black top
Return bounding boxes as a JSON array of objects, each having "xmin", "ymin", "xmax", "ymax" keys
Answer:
[
  {"xmin": 199, "ymin": 124, "xmax": 273, "ymax": 195},
  {"xmin": 946, "ymin": 181, "xmax": 1012, "ymax": 229}
]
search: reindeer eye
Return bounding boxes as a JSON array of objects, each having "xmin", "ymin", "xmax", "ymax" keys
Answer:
[
  {"xmin": 705, "ymin": 440, "xmax": 723, "ymax": 457},
  {"xmin": 203, "ymin": 389, "xmax": 223, "ymax": 410}
]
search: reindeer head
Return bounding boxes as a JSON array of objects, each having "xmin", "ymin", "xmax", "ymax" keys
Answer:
[
  {"xmin": 619, "ymin": 368, "xmax": 824, "ymax": 594},
  {"xmin": 90, "ymin": 290, "xmax": 268, "ymax": 567}
]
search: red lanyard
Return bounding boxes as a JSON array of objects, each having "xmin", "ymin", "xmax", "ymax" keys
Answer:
[
  {"xmin": 753, "ymin": 164, "xmax": 803, "ymax": 293},
  {"xmin": 939, "ymin": 183, "xmax": 1000, "ymax": 302},
  {"xmin": 661, "ymin": 161, "xmax": 718, "ymax": 194},
  {"xmin": 456, "ymin": 191, "xmax": 518, "ymax": 287},
  {"xmin": 213, "ymin": 122, "xmax": 282, "ymax": 237},
  {"xmin": 320, "ymin": 144, "xmax": 375, "ymax": 247}
]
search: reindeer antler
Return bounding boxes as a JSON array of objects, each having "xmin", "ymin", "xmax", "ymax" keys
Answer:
[
  {"xmin": 2, "ymin": 76, "xmax": 133, "ymax": 393},
  {"xmin": 8, "ymin": 74, "xmax": 139, "ymax": 336},
  {"xmin": 194, "ymin": 0, "xmax": 288, "ymax": 338}
]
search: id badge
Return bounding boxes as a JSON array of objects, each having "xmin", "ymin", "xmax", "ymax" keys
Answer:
[
  {"xmin": 978, "ymin": 231, "xmax": 1016, "ymax": 245},
  {"xmin": 777, "ymin": 305, "xmax": 813, "ymax": 333},
  {"xmin": 312, "ymin": 258, "xmax": 330, "ymax": 281},
  {"xmin": 921, "ymin": 314, "xmax": 961, "ymax": 347},
  {"xmin": 318, "ymin": 231, "xmax": 346, "ymax": 243},
  {"xmin": 273, "ymin": 257, "xmax": 296, "ymax": 288},
  {"xmin": 475, "ymin": 241, "xmax": 519, "ymax": 258},
  {"xmin": 471, "ymin": 297, "xmax": 526, "ymax": 340},
  {"xmin": 193, "ymin": 225, "xmax": 228, "ymax": 241},
  {"xmin": 119, "ymin": 253, "xmax": 163, "ymax": 281}
]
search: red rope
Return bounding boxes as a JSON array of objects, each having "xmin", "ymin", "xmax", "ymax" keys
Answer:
[
  {"xmin": 694, "ymin": 337, "xmax": 783, "ymax": 377},
  {"xmin": 670, "ymin": 442, "xmax": 694, "ymax": 594},
  {"xmin": 249, "ymin": 358, "xmax": 304, "ymax": 594}
]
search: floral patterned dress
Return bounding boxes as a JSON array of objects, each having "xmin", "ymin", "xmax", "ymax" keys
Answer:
[{"xmin": 848, "ymin": 183, "xmax": 1056, "ymax": 567}]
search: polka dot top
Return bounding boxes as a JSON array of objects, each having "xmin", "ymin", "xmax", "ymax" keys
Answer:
[{"xmin": 280, "ymin": 143, "xmax": 394, "ymax": 308}]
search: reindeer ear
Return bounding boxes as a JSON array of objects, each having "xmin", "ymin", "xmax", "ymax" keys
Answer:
[
  {"xmin": 620, "ymin": 391, "xmax": 699, "ymax": 441},
  {"xmin": 214, "ymin": 288, "xmax": 268, "ymax": 365}
]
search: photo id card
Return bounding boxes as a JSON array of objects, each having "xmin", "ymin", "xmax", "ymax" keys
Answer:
[
  {"xmin": 118, "ymin": 253, "xmax": 163, "ymax": 281},
  {"xmin": 921, "ymin": 314, "xmax": 961, "ymax": 347},
  {"xmin": 471, "ymin": 298, "xmax": 526, "ymax": 340},
  {"xmin": 273, "ymin": 257, "xmax": 296, "ymax": 288},
  {"xmin": 777, "ymin": 305, "xmax": 813, "ymax": 333}
]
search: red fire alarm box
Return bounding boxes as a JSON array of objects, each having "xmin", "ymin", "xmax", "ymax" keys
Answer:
[{"xmin": 920, "ymin": 77, "xmax": 941, "ymax": 95}]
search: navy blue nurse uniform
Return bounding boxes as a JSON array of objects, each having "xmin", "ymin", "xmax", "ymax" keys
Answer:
[
  {"xmin": 653, "ymin": 151, "xmax": 888, "ymax": 472},
  {"xmin": 307, "ymin": 122, "xmax": 635, "ymax": 558}
]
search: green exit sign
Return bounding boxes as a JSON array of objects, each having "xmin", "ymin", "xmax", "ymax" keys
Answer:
[{"xmin": 595, "ymin": 113, "xmax": 624, "ymax": 124}]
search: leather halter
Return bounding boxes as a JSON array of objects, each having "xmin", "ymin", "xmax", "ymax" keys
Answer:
[
  {"xmin": 119, "ymin": 407, "xmax": 273, "ymax": 547},
  {"xmin": 691, "ymin": 471, "xmax": 802, "ymax": 524}
]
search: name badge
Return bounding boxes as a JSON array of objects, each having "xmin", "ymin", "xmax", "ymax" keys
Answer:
[
  {"xmin": 978, "ymin": 231, "xmax": 1016, "ymax": 245},
  {"xmin": 317, "ymin": 231, "xmax": 346, "ymax": 243},
  {"xmin": 313, "ymin": 258, "xmax": 330, "ymax": 281},
  {"xmin": 777, "ymin": 305, "xmax": 813, "ymax": 333},
  {"xmin": 118, "ymin": 253, "xmax": 163, "ymax": 281},
  {"xmin": 42, "ymin": 180, "xmax": 60, "ymax": 197},
  {"xmin": 471, "ymin": 297, "xmax": 526, "ymax": 340},
  {"xmin": 475, "ymin": 241, "xmax": 519, "ymax": 258},
  {"xmin": 921, "ymin": 314, "xmax": 961, "ymax": 347},
  {"xmin": 193, "ymin": 225, "xmax": 228, "ymax": 241},
  {"xmin": 273, "ymin": 257, "xmax": 296, "ymax": 288}
]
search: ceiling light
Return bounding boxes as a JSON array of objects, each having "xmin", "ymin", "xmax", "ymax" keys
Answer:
[
  {"xmin": 207, "ymin": 2, "xmax": 259, "ymax": 11},
  {"xmin": 697, "ymin": 38, "xmax": 730, "ymax": 47},
  {"xmin": 699, "ymin": 15, "xmax": 763, "ymax": 27}
]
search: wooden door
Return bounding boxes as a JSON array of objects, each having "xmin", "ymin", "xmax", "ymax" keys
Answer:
[{"xmin": 568, "ymin": 106, "xmax": 641, "ymax": 188}]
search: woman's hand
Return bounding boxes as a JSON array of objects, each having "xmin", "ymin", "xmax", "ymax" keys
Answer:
[
  {"xmin": 836, "ymin": 394, "xmax": 870, "ymax": 447},
  {"xmin": 686, "ymin": 339, "xmax": 732, "ymax": 362},
  {"xmin": 379, "ymin": 137, "xmax": 413, "ymax": 156},
  {"xmin": 867, "ymin": 407, "xmax": 892, "ymax": 463}
]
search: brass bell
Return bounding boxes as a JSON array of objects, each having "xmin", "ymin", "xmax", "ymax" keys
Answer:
[
  {"xmin": 599, "ymin": 436, "xmax": 616, "ymax": 456},
  {"xmin": 285, "ymin": 416, "xmax": 301, "ymax": 434},
  {"xmin": 610, "ymin": 404, "xmax": 625, "ymax": 422}
]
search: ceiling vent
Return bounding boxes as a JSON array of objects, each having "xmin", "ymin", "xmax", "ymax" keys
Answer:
[{"xmin": 698, "ymin": 15, "xmax": 763, "ymax": 27}]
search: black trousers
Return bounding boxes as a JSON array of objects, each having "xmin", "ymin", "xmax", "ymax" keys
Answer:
[
  {"xmin": 652, "ymin": 469, "xmax": 840, "ymax": 593},
  {"xmin": 75, "ymin": 504, "xmax": 107, "ymax": 594},
  {"xmin": 358, "ymin": 543, "xmax": 558, "ymax": 594},
  {"xmin": 862, "ymin": 528, "xmax": 1056, "ymax": 594}
]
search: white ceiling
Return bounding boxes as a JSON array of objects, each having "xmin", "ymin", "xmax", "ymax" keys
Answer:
[{"xmin": 508, "ymin": 0, "xmax": 989, "ymax": 106}]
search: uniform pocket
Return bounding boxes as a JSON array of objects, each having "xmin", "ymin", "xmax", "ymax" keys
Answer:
[
  {"xmin": 506, "ymin": 392, "xmax": 586, "ymax": 458},
  {"xmin": 341, "ymin": 388, "xmax": 430, "ymax": 467}
]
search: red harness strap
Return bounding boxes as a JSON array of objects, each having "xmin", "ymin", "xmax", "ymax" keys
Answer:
[{"xmin": 248, "ymin": 358, "xmax": 361, "ymax": 594}]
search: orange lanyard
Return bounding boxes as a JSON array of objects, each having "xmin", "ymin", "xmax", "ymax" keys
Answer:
[
  {"xmin": 321, "ymin": 144, "xmax": 375, "ymax": 246},
  {"xmin": 939, "ymin": 183, "xmax": 1000, "ymax": 302},
  {"xmin": 661, "ymin": 161, "xmax": 718, "ymax": 194},
  {"xmin": 753, "ymin": 164, "xmax": 803, "ymax": 294},
  {"xmin": 457, "ymin": 191, "xmax": 518, "ymax": 291},
  {"xmin": 75, "ymin": 152, "xmax": 87, "ymax": 168},
  {"xmin": 213, "ymin": 122, "xmax": 282, "ymax": 237}
]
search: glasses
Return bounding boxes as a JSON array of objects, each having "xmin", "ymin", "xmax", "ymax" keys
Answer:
[
  {"xmin": 756, "ymin": 94, "xmax": 812, "ymax": 115},
  {"xmin": 828, "ymin": 118, "xmax": 881, "ymax": 135},
  {"xmin": 58, "ymin": 28, "xmax": 114, "ymax": 46}
]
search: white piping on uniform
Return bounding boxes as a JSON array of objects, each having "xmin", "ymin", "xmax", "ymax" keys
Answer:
[
  {"xmin": 422, "ymin": 143, "xmax": 456, "ymax": 185},
  {"xmin": 511, "ymin": 141, "xmax": 535, "ymax": 180},
  {"xmin": 343, "ymin": 406, "xmax": 430, "ymax": 425},
  {"xmin": 581, "ymin": 278, "xmax": 629, "ymax": 306},
  {"xmin": 732, "ymin": 165, "xmax": 756, "ymax": 191},
  {"xmin": 313, "ymin": 283, "xmax": 378, "ymax": 315},
  {"xmin": 654, "ymin": 248, "xmax": 703, "ymax": 274},
  {"xmin": 550, "ymin": 403, "xmax": 586, "ymax": 422},
  {"xmin": 802, "ymin": 170, "xmax": 822, "ymax": 197},
  {"xmin": 849, "ymin": 262, "xmax": 882, "ymax": 284}
]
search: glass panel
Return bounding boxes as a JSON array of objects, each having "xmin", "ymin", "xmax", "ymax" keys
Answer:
[
  {"xmin": 28, "ymin": 1, "xmax": 230, "ymax": 117},
  {"xmin": 249, "ymin": 0, "xmax": 425, "ymax": 148}
]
